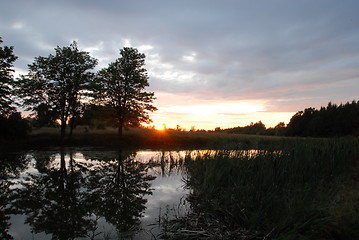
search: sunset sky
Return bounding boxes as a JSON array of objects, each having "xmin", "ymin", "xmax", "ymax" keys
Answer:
[{"xmin": 1, "ymin": 0, "xmax": 359, "ymax": 130}]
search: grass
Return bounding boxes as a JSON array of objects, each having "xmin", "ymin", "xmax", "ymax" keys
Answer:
[
  {"xmin": 164, "ymin": 138, "xmax": 359, "ymax": 239},
  {"xmin": 3, "ymin": 126, "xmax": 296, "ymax": 150}
]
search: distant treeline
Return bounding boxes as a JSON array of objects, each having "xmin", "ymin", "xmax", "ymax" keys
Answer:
[
  {"xmin": 286, "ymin": 100, "xmax": 359, "ymax": 137},
  {"xmin": 218, "ymin": 121, "xmax": 285, "ymax": 136},
  {"xmin": 219, "ymin": 100, "xmax": 359, "ymax": 137}
]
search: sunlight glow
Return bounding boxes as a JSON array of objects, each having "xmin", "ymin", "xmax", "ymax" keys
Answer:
[
  {"xmin": 155, "ymin": 124, "xmax": 167, "ymax": 131},
  {"xmin": 147, "ymin": 92, "xmax": 295, "ymax": 131}
]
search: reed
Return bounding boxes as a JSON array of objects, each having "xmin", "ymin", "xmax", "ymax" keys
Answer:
[{"xmin": 175, "ymin": 138, "xmax": 359, "ymax": 239}]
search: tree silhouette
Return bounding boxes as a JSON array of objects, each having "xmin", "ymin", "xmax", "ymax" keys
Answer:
[
  {"xmin": 78, "ymin": 104, "xmax": 117, "ymax": 129},
  {"xmin": 10, "ymin": 149, "xmax": 156, "ymax": 238},
  {"xmin": 0, "ymin": 151, "xmax": 29, "ymax": 240},
  {"xmin": 85, "ymin": 150, "xmax": 155, "ymax": 234},
  {"xmin": 11, "ymin": 149, "xmax": 95, "ymax": 239},
  {"xmin": 17, "ymin": 41, "xmax": 98, "ymax": 141},
  {"xmin": 286, "ymin": 100, "xmax": 359, "ymax": 137},
  {"xmin": 94, "ymin": 47, "xmax": 157, "ymax": 135},
  {"xmin": 32, "ymin": 103, "xmax": 59, "ymax": 128},
  {"xmin": 0, "ymin": 37, "xmax": 18, "ymax": 116},
  {"xmin": 224, "ymin": 121, "xmax": 266, "ymax": 135},
  {"xmin": 0, "ymin": 112, "xmax": 30, "ymax": 137}
]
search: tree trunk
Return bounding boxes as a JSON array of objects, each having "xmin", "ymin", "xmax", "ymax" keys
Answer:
[
  {"xmin": 60, "ymin": 104, "xmax": 68, "ymax": 144},
  {"xmin": 118, "ymin": 120, "xmax": 123, "ymax": 136},
  {"xmin": 60, "ymin": 118, "xmax": 66, "ymax": 144}
]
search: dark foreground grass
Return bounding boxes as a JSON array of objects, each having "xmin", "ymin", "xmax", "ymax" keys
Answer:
[{"xmin": 164, "ymin": 138, "xmax": 359, "ymax": 240}]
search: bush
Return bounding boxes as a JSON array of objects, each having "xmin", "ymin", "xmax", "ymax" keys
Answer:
[{"xmin": 0, "ymin": 113, "xmax": 31, "ymax": 137}]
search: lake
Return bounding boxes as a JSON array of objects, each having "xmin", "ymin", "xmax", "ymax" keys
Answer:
[{"xmin": 1, "ymin": 148, "xmax": 195, "ymax": 240}]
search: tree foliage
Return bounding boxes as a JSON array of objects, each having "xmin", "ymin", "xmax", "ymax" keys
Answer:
[
  {"xmin": 286, "ymin": 100, "xmax": 359, "ymax": 137},
  {"xmin": 17, "ymin": 41, "xmax": 97, "ymax": 140},
  {"xmin": 94, "ymin": 47, "xmax": 157, "ymax": 135},
  {"xmin": 78, "ymin": 104, "xmax": 116, "ymax": 129},
  {"xmin": 218, "ymin": 101, "xmax": 359, "ymax": 137},
  {"xmin": 265, "ymin": 122, "xmax": 287, "ymax": 136},
  {"xmin": 32, "ymin": 103, "xmax": 59, "ymax": 128},
  {"xmin": 0, "ymin": 37, "xmax": 18, "ymax": 116},
  {"xmin": 0, "ymin": 112, "xmax": 30, "ymax": 137},
  {"xmin": 224, "ymin": 121, "xmax": 266, "ymax": 135}
]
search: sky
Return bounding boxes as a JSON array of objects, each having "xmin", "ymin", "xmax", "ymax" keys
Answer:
[{"xmin": 1, "ymin": 0, "xmax": 359, "ymax": 130}]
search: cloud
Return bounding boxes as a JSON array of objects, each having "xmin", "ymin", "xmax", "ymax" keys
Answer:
[{"xmin": 1, "ymin": 0, "xmax": 359, "ymax": 128}]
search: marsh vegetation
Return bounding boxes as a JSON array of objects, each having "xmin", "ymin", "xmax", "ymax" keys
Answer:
[{"xmin": 163, "ymin": 138, "xmax": 359, "ymax": 240}]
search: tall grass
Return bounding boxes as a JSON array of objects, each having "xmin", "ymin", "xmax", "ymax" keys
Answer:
[{"xmin": 181, "ymin": 138, "xmax": 359, "ymax": 239}]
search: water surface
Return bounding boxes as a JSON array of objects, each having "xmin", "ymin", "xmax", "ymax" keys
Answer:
[{"xmin": 1, "ymin": 148, "xmax": 190, "ymax": 240}]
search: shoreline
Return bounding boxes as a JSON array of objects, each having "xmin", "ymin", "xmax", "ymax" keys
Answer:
[{"xmin": 1, "ymin": 127, "xmax": 297, "ymax": 150}]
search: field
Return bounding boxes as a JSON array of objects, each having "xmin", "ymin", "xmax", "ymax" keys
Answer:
[{"xmin": 6, "ymin": 126, "xmax": 295, "ymax": 150}]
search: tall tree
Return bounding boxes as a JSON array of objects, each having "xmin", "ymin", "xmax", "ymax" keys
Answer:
[
  {"xmin": 95, "ymin": 47, "xmax": 157, "ymax": 135},
  {"xmin": 0, "ymin": 37, "xmax": 18, "ymax": 116},
  {"xmin": 17, "ymin": 41, "xmax": 97, "ymax": 141}
]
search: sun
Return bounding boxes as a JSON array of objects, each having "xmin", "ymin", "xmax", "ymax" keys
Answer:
[{"xmin": 155, "ymin": 124, "xmax": 167, "ymax": 131}]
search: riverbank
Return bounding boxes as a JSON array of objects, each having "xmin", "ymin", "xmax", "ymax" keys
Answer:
[{"xmin": 1, "ymin": 126, "xmax": 296, "ymax": 150}]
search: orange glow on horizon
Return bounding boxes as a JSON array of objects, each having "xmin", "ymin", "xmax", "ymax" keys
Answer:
[
  {"xmin": 146, "ymin": 92, "xmax": 295, "ymax": 131},
  {"xmin": 154, "ymin": 124, "xmax": 167, "ymax": 131},
  {"xmin": 148, "ymin": 111, "xmax": 295, "ymax": 131}
]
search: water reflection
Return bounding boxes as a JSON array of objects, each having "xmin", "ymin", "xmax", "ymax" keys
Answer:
[
  {"xmin": 9, "ymin": 149, "xmax": 160, "ymax": 239},
  {"xmin": 11, "ymin": 149, "xmax": 96, "ymax": 239},
  {"xmin": 85, "ymin": 150, "xmax": 155, "ymax": 234},
  {"xmin": 0, "ymin": 150, "xmax": 29, "ymax": 240},
  {"xmin": 147, "ymin": 151, "xmax": 186, "ymax": 177},
  {"xmin": 6, "ymin": 148, "xmax": 193, "ymax": 239},
  {"xmin": 4, "ymin": 148, "xmax": 276, "ymax": 239}
]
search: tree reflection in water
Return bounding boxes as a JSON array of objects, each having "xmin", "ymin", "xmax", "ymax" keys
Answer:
[
  {"xmin": 86, "ymin": 150, "xmax": 156, "ymax": 235},
  {"xmin": 0, "ymin": 150, "xmax": 29, "ymax": 240},
  {"xmin": 11, "ymin": 149, "xmax": 95, "ymax": 239},
  {"xmin": 10, "ymin": 148, "xmax": 155, "ymax": 239}
]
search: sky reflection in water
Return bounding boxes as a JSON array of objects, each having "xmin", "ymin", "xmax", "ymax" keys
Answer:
[{"xmin": 6, "ymin": 149, "xmax": 189, "ymax": 240}]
